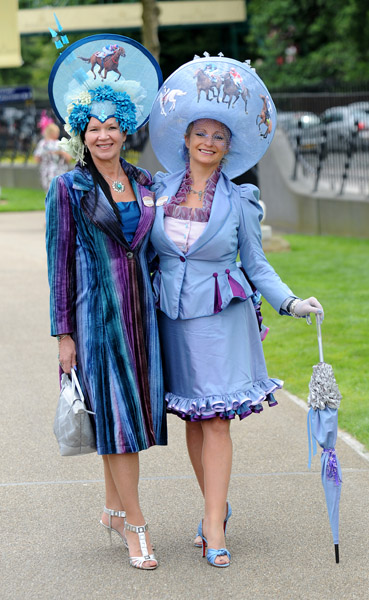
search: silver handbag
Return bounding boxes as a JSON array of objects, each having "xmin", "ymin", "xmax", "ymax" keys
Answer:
[{"xmin": 54, "ymin": 369, "xmax": 96, "ymax": 456}]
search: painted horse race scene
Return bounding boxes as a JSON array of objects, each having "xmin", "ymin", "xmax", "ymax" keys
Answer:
[
  {"xmin": 159, "ymin": 86, "xmax": 187, "ymax": 116},
  {"xmin": 78, "ymin": 44, "xmax": 126, "ymax": 81},
  {"xmin": 256, "ymin": 94, "xmax": 273, "ymax": 139},
  {"xmin": 193, "ymin": 64, "xmax": 251, "ymax": 112},
  {"xmin": 160, "ymin": 62, "xmax": 273, "ymax": 140}
]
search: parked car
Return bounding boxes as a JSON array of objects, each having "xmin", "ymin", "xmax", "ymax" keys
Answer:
[
  {"xmin": 319, "ymin": 106, "xmax": 369, "ymax": 150},
  {"xmin": 278, "ymin": 111, "xmax": 323, "ymax": 152},
  {"xmin": 348, "ymin": 101, "xmax": 369, "ymax": 116},
  {"xmin": 281, "ymin": 106, "xmax": 369, "ymax": 152},
  {"xmin": 278, "ymin": 111, "xmax": 320, "ymax": 132}
]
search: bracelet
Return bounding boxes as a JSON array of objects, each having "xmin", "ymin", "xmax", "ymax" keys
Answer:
[
  {"xmin": 288, "ymin": 298, "xmax": 304, "ymax": 318},
  {"xmin": 286, "ymin": 298, "xmax": 296, "ymax": 313},
  {"xmin": 56, "ymin": 334, "xmax": 71, "ymax": 343}
]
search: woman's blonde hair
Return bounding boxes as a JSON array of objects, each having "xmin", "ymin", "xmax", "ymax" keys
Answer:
[{"xmin": 44, "ymin": 123, "xmax": 60, "ymax": 139}]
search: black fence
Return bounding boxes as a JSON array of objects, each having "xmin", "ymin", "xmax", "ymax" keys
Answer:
[{"xmin": 274, "ymin": 87, "xmax": 369, "ymax": 196}]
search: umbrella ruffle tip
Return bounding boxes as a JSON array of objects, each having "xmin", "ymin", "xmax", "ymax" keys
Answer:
[{"xmin": 308, "ymin": 362, "xmax": 342, "ymax": 410}]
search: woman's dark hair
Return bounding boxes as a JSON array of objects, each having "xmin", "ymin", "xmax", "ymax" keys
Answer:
[{"xmin": 80, "ymin": 128, "xmax": 122, "ymax": 222}]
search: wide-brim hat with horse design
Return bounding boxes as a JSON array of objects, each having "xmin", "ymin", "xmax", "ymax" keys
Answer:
[
  {"xmin": 149, "ymin": 54, "xmax": 276, "ymax": 179},
  {"xmin": 48, "ymin": 34, "xmax": 162, "ymax": 162}
]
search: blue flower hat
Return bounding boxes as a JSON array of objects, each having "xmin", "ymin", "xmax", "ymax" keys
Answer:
[
  {"xmin": 149, "ymin": 53, "xmax": 276, "ymax": 179},
  {"xmin": 48, "ymin": 34, "xmax": 162, "ymax": 162}
]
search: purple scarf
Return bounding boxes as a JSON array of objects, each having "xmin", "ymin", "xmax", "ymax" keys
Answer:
[{"xmin": 164, "ymin": 163, "xmax": 222, "ymax": 222}]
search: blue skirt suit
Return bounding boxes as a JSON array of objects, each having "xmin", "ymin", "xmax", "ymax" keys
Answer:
[{"xmin": 150, "ymin": 170, "xmax": 294, "ymax": 422}]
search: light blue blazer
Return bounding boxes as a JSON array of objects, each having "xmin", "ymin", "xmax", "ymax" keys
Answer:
[{"xmin": 150, "ymin": 170, "xmax": 294, "ymax": 320}]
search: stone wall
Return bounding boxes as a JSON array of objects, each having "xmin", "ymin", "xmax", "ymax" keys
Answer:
[{"xmin": 258, "ymin": 129, "xmax": 369, "ymax": 238}]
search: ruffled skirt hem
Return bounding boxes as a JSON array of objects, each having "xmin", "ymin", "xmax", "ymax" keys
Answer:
[{"xmin": 165, "ymin": 378, "xmax": 283, "ymax": 421}]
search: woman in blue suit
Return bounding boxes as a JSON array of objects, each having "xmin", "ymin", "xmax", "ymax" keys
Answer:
[{"xmin": 149, "ymin": 56, "xmax": 324, "ymax": 567}]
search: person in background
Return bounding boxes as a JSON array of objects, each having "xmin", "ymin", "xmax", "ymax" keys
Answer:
[{"xmin": 34, "ymin": 122, "xmax": 71, "ymax": 192}]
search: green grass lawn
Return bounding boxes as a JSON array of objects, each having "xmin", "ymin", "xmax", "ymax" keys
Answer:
[
  {"xmin": 0, "ymin": 187, "xmax": 45, "ymax": 212},
  {"xmin": 263, "ymin": 234, "xmax": 369, "ymax": 450}
]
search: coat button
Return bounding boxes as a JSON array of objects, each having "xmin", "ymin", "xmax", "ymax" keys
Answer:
[
  {"xmin": 126, "ymin": 252, "xmax": 134, "ymax": 259},
  {"xmin": 180, "ymin": 256, "xmax": 186, "ymax": 262}
]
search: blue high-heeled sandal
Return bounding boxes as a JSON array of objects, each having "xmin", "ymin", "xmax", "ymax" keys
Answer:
[
  {"xmin": 194, "ymin": 502, "xmax": 232, "ymax": 548},
  {"xmin": 200, "ymin": 522, "xmax": 231, "ymax": 568}
]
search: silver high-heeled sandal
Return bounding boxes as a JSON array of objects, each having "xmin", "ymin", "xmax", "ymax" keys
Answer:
[
  {"xmin": 99, "ymin": 506, "xmax": 128, "ymax": 548},
  {"xmin": 124, "ymin": 521, "xmax": 158, "ymax": 570}
]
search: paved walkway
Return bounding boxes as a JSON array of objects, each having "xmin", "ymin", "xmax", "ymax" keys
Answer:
[{"xmin": 1, "ymin": 211, "xmax": 368, "ymax": 600}]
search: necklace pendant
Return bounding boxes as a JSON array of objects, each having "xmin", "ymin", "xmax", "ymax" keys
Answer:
[
  {"xmin": 112, "ymin": 180, "xmax": 125, "ymax": 193},
  {"xmin": 190, "ymin": 186, "xmax": 204, "ymax": 202}
]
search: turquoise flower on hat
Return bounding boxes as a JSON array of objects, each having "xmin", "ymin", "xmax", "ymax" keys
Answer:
[
  {"xmin": 66, "ymin": 85, "xmax": 137, "ymax": 135},
  {"xmin": 91, "ymin": 85, "xmax": 117, "ymax": 102},
  {"xmin": 114, "ymin": 91, "xmax": 137, "ymax": 133},
  {"xmin": 68, "ymin": 102, "xmax": 91, "ymax": 135}
]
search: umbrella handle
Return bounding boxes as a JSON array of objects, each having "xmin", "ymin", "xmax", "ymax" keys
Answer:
[{"xmin": 316, "ymin": 313, "xmax": 324, "ymax": 363}]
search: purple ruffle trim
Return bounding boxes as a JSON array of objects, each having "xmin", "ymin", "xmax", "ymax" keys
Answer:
[
  {"xmin": 163, "ymin": 162, "xmax": 221, "ymax": 222},
  {"xmin": 165, "ymin": 378, "xmax": 283, "ymax": 421}
]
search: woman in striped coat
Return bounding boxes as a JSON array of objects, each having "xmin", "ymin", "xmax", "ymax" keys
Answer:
[{"xmin": 46, "ymin": 35, "xmax": 166, "ymax": 570}]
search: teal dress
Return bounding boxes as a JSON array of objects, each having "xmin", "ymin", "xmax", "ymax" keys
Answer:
[{"xmin": 116, "ymin": 200, "xmax": 141, "ymax": 243}]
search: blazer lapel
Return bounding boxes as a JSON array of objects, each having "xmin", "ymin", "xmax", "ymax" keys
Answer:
[
  {"xmin": 152, "ymin": 171, "xmax": 186, "ymax": 256},
  {"xmin": 186, "ymin": 172, "xmax": 232, "ymax": 255},
  {"xmin": 152, "ymin": 170, "xmax": 233, "ymax": 257}
]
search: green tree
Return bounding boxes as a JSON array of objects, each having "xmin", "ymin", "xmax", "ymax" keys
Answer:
[{"xmin": 246, "ymin": 0, "xmax": 369, "ymax": 87}]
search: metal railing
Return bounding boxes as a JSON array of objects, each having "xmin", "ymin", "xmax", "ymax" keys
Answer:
[
  {"xmin": 275, "ymin": 88, "xmax": 369, "ymax": 196},
  {"xmin": 288, "ymin": 122, "xmax": 369, "ymax": 196}
]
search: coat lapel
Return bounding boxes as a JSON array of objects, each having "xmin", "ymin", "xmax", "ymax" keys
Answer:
[
  {"xmin": 73, "ymin": 164, "xmax": 154, "ymax": 251},
  {"xmin": 186, "ymin": 173, "xmax": 232, "ymax": 255},
  {"xmin": 130, "ymin": 185, "xmax": 155, "ymax": 250}
]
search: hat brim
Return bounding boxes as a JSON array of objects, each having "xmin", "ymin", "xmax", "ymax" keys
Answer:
[
  {"xmin": 149, "ymin": 56, "xmax": 276, "ymax": 178},
  {"xmin": 48, "ymin": 34, "xmax": 162, "ymax": 130}
]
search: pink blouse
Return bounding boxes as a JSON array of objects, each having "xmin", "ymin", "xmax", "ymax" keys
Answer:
[{"xmin": 164, "ymin": 216, "xmax": 207, "ymax": 254}]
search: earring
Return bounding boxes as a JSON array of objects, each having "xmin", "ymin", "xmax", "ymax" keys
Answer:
[{"xmin": 123, "ymin": 143, "xmax": 126, "ymax": 150}]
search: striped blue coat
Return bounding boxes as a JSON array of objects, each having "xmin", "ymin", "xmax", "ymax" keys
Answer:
[{"xmin": 46, "ymin": 160, "xmax": 167, "ymax": 454}]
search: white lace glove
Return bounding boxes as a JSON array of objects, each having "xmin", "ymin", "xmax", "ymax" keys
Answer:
[{"xmin": 291, "ymin": 297, "xmax": 324, "ymax": 324}]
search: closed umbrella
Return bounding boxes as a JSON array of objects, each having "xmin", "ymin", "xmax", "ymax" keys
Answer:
[{"xmin": 307, "ymin": 315, "xmax": 342, "ymax": 563}]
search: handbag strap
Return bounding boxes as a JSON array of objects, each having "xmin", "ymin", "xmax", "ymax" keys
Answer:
[
  {"xmin": 71, "ymin": 368, "xmax": 85, "ymax": 402},
  {"xmin": 70, "ymin": 369, "xmax": 96, "ymax": 415}
]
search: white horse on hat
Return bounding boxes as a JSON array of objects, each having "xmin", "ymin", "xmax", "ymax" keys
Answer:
[{"xmin": 160, "ymin": 87, "xmax": 187, "ymax": 116}]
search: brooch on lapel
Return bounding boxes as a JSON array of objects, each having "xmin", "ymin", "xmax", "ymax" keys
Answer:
[
  {"xmin": 156, "ymin": 196, "xmax": 169, "ymax": 206},
  {"xmin": 142, "ymin": 195, "xmax": 154, "ymax": 207}
]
